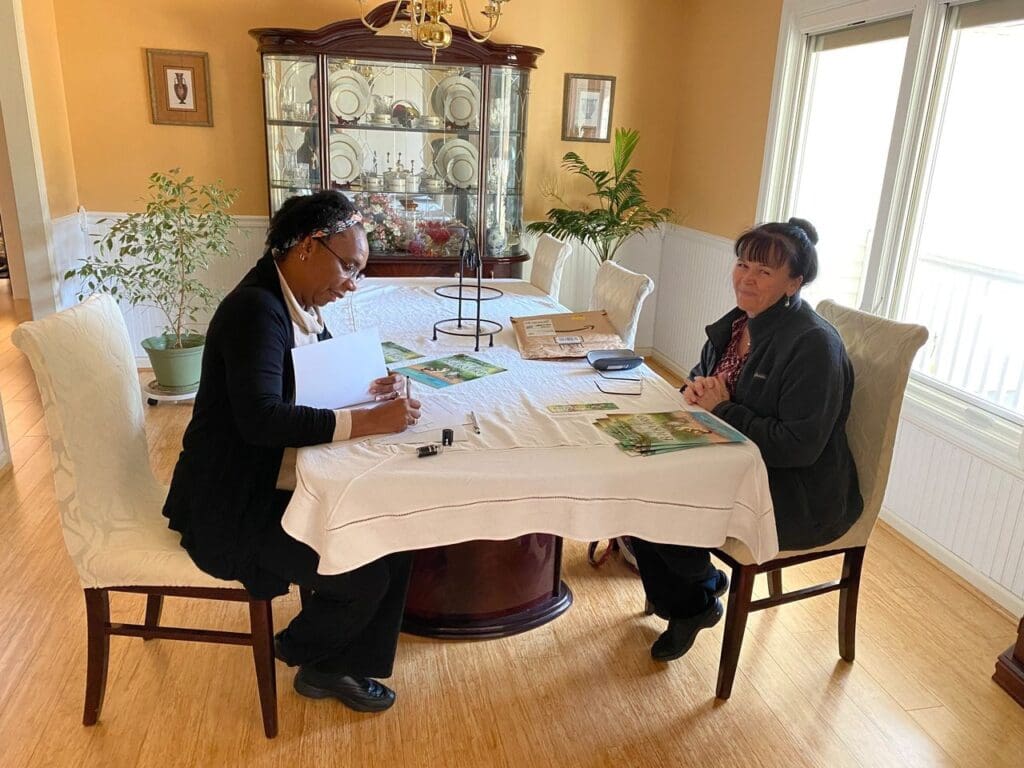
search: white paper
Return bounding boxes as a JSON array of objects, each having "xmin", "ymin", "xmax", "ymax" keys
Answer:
[
  {"xmin": 292, "ymin": 328, "xmax": 388, "ymax": 409},
  {"xmin": 367, "ymin": 399, "xmax": 469, "ymax": 444}
]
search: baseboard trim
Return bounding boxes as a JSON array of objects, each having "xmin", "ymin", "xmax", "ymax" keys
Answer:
[
  {"xmin": 880, "ymin": 510, "xmax": 1024, "ymax": 618},
  {"xmin": 648, "ymin": 350, "xmax": 691, "ymax": 382}
]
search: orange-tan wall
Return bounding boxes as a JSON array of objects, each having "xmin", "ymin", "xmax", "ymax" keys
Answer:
[
  {"xmin": 22, "ymin": 0, "xmax": 78, "ymax": 218},
  {"xmin": 667, "ymin": 0, "xmax": 783, "ymax": 239},
  {"xmin": 46, "ymin": 0, "xmax": 680, "ymax": 219}
]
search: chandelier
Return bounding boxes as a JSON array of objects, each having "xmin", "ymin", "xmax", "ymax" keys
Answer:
[{"xmin": 359, "ymin": 1, "xmax": 511, "ymax": 60}]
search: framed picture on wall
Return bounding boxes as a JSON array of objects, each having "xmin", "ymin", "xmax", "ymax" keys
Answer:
[
  {"xmin": 146, "ymin": 49, "xmax": 213, "ymax": 127},
  {"xmin": 561, "ymin": 73, "xmax": 615, "ymax": 142}
]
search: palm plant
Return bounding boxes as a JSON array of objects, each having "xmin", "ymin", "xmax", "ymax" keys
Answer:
[{"xmin": 528, "ymin": 128, "xmax": 673, "ymax": 265}]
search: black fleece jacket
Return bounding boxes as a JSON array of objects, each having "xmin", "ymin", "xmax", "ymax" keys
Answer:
[
  {"xmin": 163, "ymin": 255, "xmax": 336, "ymax": 597},
  {"xmin": 692, "ymin": 295, "xmax": 863, "ymax": 550}
]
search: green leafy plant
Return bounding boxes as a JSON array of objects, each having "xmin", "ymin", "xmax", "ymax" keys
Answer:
[
  {"xmin": 527, "ymin": 128, "xmax": 673, "ymax": 265},
  {"xmin": 65, "ymin": 169, "xmax": 238, "ymax": 348}
]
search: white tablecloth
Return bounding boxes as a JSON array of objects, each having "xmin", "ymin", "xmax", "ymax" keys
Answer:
[{"xmin": 283, "ymin": 278, "xmax": 778, "ymax": 573}]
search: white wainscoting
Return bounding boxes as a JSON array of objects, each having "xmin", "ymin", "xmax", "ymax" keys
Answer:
[
  {"xmin": 652, "ymin": 224, "xmax": 1024, "ymax": 613},
  {"xmin": 652, "ymin": 225, "xmax": 736, "ymax": 377},
  {"xmin": 64, "ymin": 215, "xmax": 667, "ymax": 360},
  {"xmin": 55, "ymin": 212, "xmax": 268, "ymax": 364}
]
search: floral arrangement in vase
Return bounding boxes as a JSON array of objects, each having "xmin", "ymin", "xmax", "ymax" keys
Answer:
[
  {"xmin": 353, "ymin": 192, "xmax": 404, "ymax": 253},
  {"xmin": 410, "ymin": 219, "xmax": 456, "ymax": 257}
]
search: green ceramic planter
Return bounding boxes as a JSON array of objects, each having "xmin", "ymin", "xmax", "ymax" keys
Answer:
[{"xmin": 141, "ymin": 334, "xmax": 205, "ymax": 389}]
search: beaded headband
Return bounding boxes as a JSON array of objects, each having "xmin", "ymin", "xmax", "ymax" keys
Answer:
[{"xmin": 270, "ymin": 210, "xmax": 363, "ymax": 256}]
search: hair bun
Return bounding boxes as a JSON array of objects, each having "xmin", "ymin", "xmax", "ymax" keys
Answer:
[{"xmin": 788, "ymin": 217, "xmax": 818, "ymax": 245}]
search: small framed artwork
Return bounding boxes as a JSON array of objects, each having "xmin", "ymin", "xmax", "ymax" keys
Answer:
[
  {"xmin": 561, "ymin": 73, "xmax": 615, "ymax": 142},
  {"xmin": 146, "ymin": 49, "xmax": 213, "ymax": 127}
]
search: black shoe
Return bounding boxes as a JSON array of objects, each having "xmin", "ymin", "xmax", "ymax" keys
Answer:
[
  {"xmin": 293, "ymin": 666, "xmax": 396, "ymax": 713},
  {"xmin": 651, "ymin": 598, "xmax": 724, "ymax": 662},
  {"xmin": 712, "ymin": 568, "xmax": 729, "ymax": 598}
]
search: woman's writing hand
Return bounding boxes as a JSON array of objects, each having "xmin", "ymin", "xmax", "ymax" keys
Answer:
[
  {"xmin": 369, "ymin": 374, "xmax": 403, "ymax": 400},
  {"xmin": 350, "ymin": 397, "xmax": 422, "ymax": 438}
]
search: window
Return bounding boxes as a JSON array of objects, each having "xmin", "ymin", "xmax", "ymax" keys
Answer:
[
  {"xmin": 899, "ymin": 1, "xmax": 1024, "ymax": 420},
  {"xmin": 790, "ymin": 18, "xmax": 910, "ymax": 309},
  {"xmin": 763, "ymin": 0, "xmax": 1024, "ymax": 459}
]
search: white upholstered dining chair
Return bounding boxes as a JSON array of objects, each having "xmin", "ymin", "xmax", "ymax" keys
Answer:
[
  {"xmin": 529, "ymin": 233, "xmax": 572, "ymax": 299},
  {"xmin": 706, "ymin": 299, "xmax": 928, "ymax": 700},
  {"xmin": 588, "ymin": 260, "xmax": 655, "ymax": 348},
  {"xmin": 12, "ymin": 294, "xmax": 279, "ymax": 738}
]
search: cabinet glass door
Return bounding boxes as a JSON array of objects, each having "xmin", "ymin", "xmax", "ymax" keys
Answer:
[
  {"xmin": 484, "ymin": 67, "xmax": 529, "ymax": 257},
  {"xmin": 325, "ymin": 58, "xmax": 482, "ymax": 257},
  {"xmin": 262, "ymin": 55, "xmax": 322, "ymax": 213}
]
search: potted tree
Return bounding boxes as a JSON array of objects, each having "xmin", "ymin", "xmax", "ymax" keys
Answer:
[
  {"xmin": 527, "ymin": 127, "xmax": 673, "ymax": 264},
  {"xmin": 64, "ymin": 169, "xmax": 238, "ymax": 390}
]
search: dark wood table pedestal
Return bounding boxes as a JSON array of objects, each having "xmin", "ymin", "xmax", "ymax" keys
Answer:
[
  {"xmin": 402, "ymin": 534, "xmax": 573, "ymax": 639},
  {"xmin": 994, "ymin": 616, "xmax": 1024, "ymax": 707}
]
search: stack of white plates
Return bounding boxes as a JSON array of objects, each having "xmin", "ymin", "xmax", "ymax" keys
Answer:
[
  {"xmin": 433, "ymin": 139, "xmax": 479, "ymax": 189},
  {"xmin": 328, "ymin": 69, "xmax": 371, "ymax": 122},
  {"xmin": 430, "ymin": 75, "xmax": 479, "ymax": 127},
  {"xmin": 329, "ymin": 134, "xmax": 363, "ymax": 184}
]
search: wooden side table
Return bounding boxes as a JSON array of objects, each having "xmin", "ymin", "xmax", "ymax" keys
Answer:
[{"xmin": 994, "ymin": 616, "xmax": 1024, "ymax": 707}]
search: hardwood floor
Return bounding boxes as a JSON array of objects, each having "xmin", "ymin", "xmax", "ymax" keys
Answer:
[{"xmin": 1, "ymin": 282, "xmax": 1021, "ymax": 767}]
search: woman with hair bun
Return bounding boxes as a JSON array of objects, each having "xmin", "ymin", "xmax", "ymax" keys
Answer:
[{"xmin": 631, "ymin": 217, "xmax": 863, "ymax": 663}]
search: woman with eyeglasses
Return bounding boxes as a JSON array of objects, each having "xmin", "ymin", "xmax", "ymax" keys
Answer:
[{"xmin": 163, "ymin": 191, "xmax": 420, "ymax": 714}]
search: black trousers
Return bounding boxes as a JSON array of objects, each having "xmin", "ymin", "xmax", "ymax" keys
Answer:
[
  {"xmin": 630, "ymin": 539, "xmax": 718, "ymax": 620},
  {"xmin": 257, "ymin": 495, "xmax": 413, "ymax": 678}
]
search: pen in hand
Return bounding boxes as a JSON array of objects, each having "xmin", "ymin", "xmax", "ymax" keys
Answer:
[{"xmin": 405, "ymin": 375, "xmax": 411, "ymax": 401}]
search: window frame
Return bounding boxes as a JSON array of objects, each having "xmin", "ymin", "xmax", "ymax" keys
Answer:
[{"xmin": 759, "ymin": 0, "xmax": 1024, "ymax": 473}]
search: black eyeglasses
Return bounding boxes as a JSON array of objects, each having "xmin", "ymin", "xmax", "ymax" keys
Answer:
[{"xmin": 316, "ymin": 238, "xmax": 364, "ymax": 282}]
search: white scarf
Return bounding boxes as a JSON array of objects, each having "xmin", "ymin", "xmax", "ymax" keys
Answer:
[{"xmin": 275, "ymin": 264, "xmax": 324, "ymax": 342}]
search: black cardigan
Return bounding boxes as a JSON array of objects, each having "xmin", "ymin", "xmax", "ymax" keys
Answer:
[
  {"xmin": 692, "ymin": 295, "xmax": 863, "ymax": 550},
  {"xmin": 163, "ymin": 255, "xmax": 336, "ymax": 598}
]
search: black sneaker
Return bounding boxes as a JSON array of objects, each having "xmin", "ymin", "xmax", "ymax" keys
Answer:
[
  {"xmin": 650, "ymin": 598, "xmax": 724, "ymax": 662},
  {"xmin": 293, "ymin": 666, "xmax": 396, "ymax": 713}
]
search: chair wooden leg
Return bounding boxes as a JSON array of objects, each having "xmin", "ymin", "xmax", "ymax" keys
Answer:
[
  {"xmin": 716, "ymin": 564, "xmax": 755, "ymax": 700},
  {"xmin": 839, "ymin": 547, "xmax": 866, "ymax": 662},
  {"xmin": 248, "ymin": 599, "xmax": 278, "ymax": 739},
  {"xmin": 83, "ymin": 589, "xmax": 110, "ymax": 726},
  {"xmin": 142, "ymin": 594, "xmax": 164, "ymax": 640},
  {"xmin": 767, "ymin": 569, "xmax": 783, "ymax": 598}
]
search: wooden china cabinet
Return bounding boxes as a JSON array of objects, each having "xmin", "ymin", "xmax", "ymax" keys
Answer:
[{"xmin": 250, "ymin": 6, "xmax": 542, "ymax": 278}]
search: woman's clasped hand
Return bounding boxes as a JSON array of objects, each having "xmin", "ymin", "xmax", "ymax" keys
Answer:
[{"xmin": 682, "ymin": 375, "xmax": 730, "ymax": 411}]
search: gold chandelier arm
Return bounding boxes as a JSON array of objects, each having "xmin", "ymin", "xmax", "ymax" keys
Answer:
[
  {"xmin": 358, "ymin": 0, "xmax": 407, "ymax": 32},
  {"xmin": 457, "ymin": 0, "xmax": 502, "ymax": 42}
]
